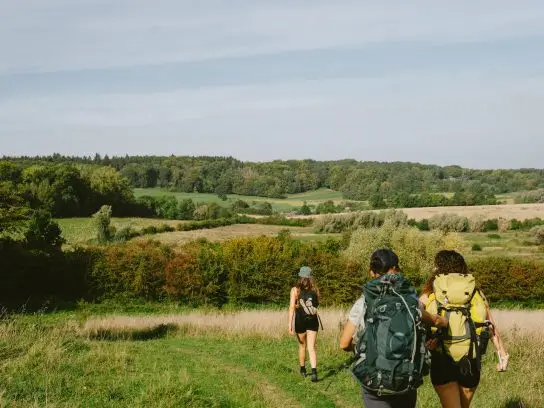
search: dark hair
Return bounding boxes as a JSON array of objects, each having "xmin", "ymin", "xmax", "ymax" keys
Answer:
[
  {"xmin": 369, "ymin": 248, "xmax": 400, "ymax": 276},
  {"xmin": 422, "ymin": 250, "xmax": 469, "ymax": 294},
  {"xmin": 296, "ymin": 277, "xmax": 320, "ymax": 297}
]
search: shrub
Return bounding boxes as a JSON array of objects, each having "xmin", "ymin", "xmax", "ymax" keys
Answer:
[
  {"xmin": 469, "ymin": 216, "xmax": 486, "ymax": 233},
  {"xmin": 472, "ymin": 243, "xmax": 483, "ymax": 251},
  {"xmin": 531, "ymin": 226, "xmax": 544, "ymax": 246},
  {"xmin": 487, "ymin": 233, "xmax": 501, "ymax": 239},
  {"xmin": 468, "ymin": 257, "xmax": 544, "ymax": 302},
  {"xmin": 90, "ymin": 240, "xmax": 173, "ymax": 300},
  {"xmin": 483, "ymin": 218, "xmax": 499, "ymax": 232},
  {"xmin": 428, "ymin": 213, "xmax": 470, "ymax": 233},
  {"xmin": 92, "ymin": 205, "xmax": 112, "ymax": 243},
  {"xmin": 498, "ymin": 218, "xmax": 511, "ymax": 232},
  {"xmin": 343, "ymin": 219, "xmax": 463, "ymax": 287},
  {"xmin": 113, "ymin": 226, "xmax": 139, "ymax": 242},
  {"xmin": 313, "ymin": 210, "xmax": 407, "ymax": 233}
]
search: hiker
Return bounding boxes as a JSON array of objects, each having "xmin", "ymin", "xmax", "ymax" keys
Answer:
[
  {"xmin": 288, "ymin": 266, "xmax": 322, "ymax": 382},
  {"xmin": 339, "ymin": 248, "xmax": 448, "ymax": 408},
  {"xmin": 420, "ymin": 250, "xmax": 509, "ymax": 408}
]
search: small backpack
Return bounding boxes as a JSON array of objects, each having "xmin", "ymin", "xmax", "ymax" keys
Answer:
[
  {"xmin": 296, "ymin": 289, "xmax": 324, "ymax": 330},
  {"xmin": 298, "ymin": 290, "xmax": 319, "ymax": 316},
  {"xmin": 351, "ymin": 274, "xmax": 427, "ymax": 396},
  {"xmin": 425, "ymin": 273, "xmax": 488, "ymax": 369}
]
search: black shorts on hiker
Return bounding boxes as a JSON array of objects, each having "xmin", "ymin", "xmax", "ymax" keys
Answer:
[
  {"xmin": 430, "ymin": 352, "xmax": 481, "ymax": 389},
  {"xmin": 294, "ymin": 313, "xmax": 319, "ymax": 333},
  {"xmin": 362, "ymin": 388, "xmax": 416, "ymax": 408}
]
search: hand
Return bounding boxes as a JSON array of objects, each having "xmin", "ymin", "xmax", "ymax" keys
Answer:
[
  {"xmin": 425, "ymin": 338, "xmax": 438, "ymax": 351},
  {"xmin": 289, "ymin": 327, "xmax": 294, "ymax": 336},
  {"xmin": 433, "ymin": 314, "xmax": 448, "ymax": 329},
  {"xmin": 497, "ymin": 352, "xmax": 509, "ymax": 372}
]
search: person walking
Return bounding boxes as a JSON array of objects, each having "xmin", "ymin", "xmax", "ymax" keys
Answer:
[
  {"xmin": 288, "ymin": 266, "xmax": 322, "ymax": 382},
  {"xmin": 420, "ymin": 250, "xmax": 509, "ymax": 408},
  {"xmin": 340, "ymin": 248, "xmax": 448, "ymax": 407}
]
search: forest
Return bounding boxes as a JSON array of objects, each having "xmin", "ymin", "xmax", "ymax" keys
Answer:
[{"xmin": 4, "ymin": 154, "xmax": 543, "ymax": 204}]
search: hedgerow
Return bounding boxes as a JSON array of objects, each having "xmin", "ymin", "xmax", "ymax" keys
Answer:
[{"xmin": 2, "ymin": 233, "xmax": 544, "ymax": 309}]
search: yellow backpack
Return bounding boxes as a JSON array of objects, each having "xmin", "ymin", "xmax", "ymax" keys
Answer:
[{"xmin": 425, "ymin": 273, "xmax": 487, "ymax": 362}]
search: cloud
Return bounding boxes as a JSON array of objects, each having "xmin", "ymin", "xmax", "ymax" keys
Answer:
[
  {"xmin": 2, "ymin": 0, "xmax": 544, "ymax": 74},
  {"xmin": 1, "ymin": 0, "xmax": 544, "ymax": 168}
]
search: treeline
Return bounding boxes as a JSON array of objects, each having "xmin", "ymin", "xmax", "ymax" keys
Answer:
[
  {"xmin": 0, "ymin": 161, "xmax": 139, "ymax": 218},
  {"xmin": 5, "ymin": 154, "xmax": 544, "ymax": 202},
  {"xmin": 0, "ymin": 160, "xmax": 282, "ymax": 220}
]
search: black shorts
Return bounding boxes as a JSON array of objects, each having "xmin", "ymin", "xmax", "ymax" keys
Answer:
[
  {"xmin": 362, "ymin": 389, "xmax": 416, "ymax": 408},
  {"xmin": 430, "ymin": 352, "xmax": 481, "ymax": 389},
  {"xmin": 294, "ymin": 313, "xmax": 319, "ymax": 333}
]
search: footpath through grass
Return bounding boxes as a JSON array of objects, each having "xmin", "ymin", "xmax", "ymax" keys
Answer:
[{"xmin": 0, "ymin": 311, "xmax": 542, "ymax": 407}]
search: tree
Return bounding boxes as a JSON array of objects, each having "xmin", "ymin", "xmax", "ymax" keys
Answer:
[
  {"xmin": 299, "ymin": 201, "xmax": 312, "ymax": 215},
  {"xmin": 178, "ymin": 199, "xmax": 196, "ymax": 220},
  {"xmin": 93, "ymin": 205, "xmax": 112, "ymax": 243},
  {"xmin": 24, "ymin": 210, "xmax": 65, "ymax": 251},
  {"xmin": 369, "ymin": 193, "xmax": 387, "ymax": 209}
]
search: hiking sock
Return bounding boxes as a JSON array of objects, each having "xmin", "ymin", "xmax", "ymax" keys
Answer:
[
  {"xmin": 311, "ymin": 368, "xmax": 318, "ymax": 382},
  {"xmin": 300, "ymin": 366, "xmax": 307, "ymax": 377}
]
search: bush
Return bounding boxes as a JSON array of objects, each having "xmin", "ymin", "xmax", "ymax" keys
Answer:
[
  {"xmin": 428, "ymin": 213, "xmax": 470, "ymax": 233},
  {"xmin": 472, "ymin": 243, "xmax": 483, "ymax": 251},
  {"xmin": 468, "ymin": 257, "xmax": 544, "ymax": 302},
  {"xmin": 487, "ymin": 233, "xmax": 501, "ymax": 239},
  {"xmin": 531, "ymin": 226, "xmax": 544, "ymax": 246},
  {"xmin": 482, "ymin": 218, "xmax": 499, "ymax": 232},
  {"xmin": 92, "ymin": 205, "xmax": 112, "ymax": 243},
  {"xmin": 313, "ymin": 210, "xmax": 407, "ymax": 234},
  {"xmin": 469, "ymin": 216, "xmax": 486, "ymax": 233},
  {"xmin": 113, "ymin": 226, "xmax": 139, "ymax": 242},
  {"xmin": 343, "ymin": 219, "xmax": 462, "ymax": 287}
]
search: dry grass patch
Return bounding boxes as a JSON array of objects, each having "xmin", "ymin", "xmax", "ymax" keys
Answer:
[
  {"xmin": 81, "ymin": 309, "xmax": 541, "ymax": 341},
  {"xmin": 294, "ymin": 203, "xmax": 544, "ymax": 222},
  {"xmin": 136, "ymin": 224, "xmax": 315, "ymax": 245}
]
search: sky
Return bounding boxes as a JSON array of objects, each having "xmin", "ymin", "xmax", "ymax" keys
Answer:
[{"xmin": 1, "ymin": 1, "xmax": 544, "ymax": 169}]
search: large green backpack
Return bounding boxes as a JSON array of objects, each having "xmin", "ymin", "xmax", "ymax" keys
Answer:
[{"xmin": 351, "ymin": 274, "xmax": 427, "ymax": 396}]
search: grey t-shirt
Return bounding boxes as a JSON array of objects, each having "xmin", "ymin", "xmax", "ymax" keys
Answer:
[{"xmin": 348, "ymin": 295, "xmax": 367, "ymax": 346}]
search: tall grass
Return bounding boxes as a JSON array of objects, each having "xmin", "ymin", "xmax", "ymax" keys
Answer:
[{"xmin": 1, "ymin": 309, "xmax": 542, "ymax": 407}]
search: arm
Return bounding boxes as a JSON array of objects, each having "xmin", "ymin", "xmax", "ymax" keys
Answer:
[
  {"xmin": 421, "ymin": 307, "xmax": 448, "ymax": 328},
  {"xmin": 288, "ymin": 287, "xmax": 297, "ymax": 335},
  {"xmin": 340, "ymin": 320, "xmax": 356, "ymax": 352},
  {"xmin": 482, "ymin": 292, "xmax": 509, "ymax": 371},
  {"xmin": 419, "ymin": 293, "xmax": 448, "ymax": 329}
]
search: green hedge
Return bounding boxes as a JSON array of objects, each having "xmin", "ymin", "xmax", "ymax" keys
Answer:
[{"xmin": 2, "ymin": 234, "xmax": 543, "ymax": 309}]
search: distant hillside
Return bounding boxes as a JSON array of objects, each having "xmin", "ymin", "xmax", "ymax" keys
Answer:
[{"xmin": 4, "ymin": 154, "xmax": 544, "ymax": 203}]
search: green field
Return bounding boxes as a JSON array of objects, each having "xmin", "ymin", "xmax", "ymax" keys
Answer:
[
  {"xmin": 56, "ymin": 217, "xmax": 183, "ymax": 245},
  {"xmin": 0, "ymin": 310, "xmax": 540, "ymax": 408},
  {"xmin": 133, "ymin": 188, "xmax": 347, "ymax": 212},
  {"xmin": 462, "ymin": 231, "xmax": 544, "ymax": 261}
]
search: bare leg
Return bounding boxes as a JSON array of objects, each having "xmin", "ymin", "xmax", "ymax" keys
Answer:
[
  {"xmin": 434, "ymin": 382, "xmax": 462, "ymax": 408},
  {"xmin": 460, "ymin": 387, "xmax": 477, "ymax": 408},
  {"xmin": 306, "ymin": 330, "xmax": 318, "ymax": 369},
  {"xmin": 297, "ymin": 332, "xmax": 307, "ymax": 367}
]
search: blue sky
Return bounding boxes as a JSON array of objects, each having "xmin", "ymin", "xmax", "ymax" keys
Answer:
[{"xmin": 1, "ymin": 0, "xmax": 543, "ymax": 168}]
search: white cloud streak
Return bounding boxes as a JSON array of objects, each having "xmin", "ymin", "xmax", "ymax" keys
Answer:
[{"xmin": 2, "ymin": 0, "xmax": 544, "ymax": 74}]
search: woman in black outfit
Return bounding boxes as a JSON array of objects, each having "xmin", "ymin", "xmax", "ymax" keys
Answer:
[{"xmin": 288, "ymin": 266, "xmax": 320, "ymax": 382}]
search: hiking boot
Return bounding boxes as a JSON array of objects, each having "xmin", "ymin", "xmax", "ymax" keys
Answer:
[
  {"xmin": 311, "ymin": 368, "xmax": 318, "ymax": 382},
  {"xmin": 299, "ymin": 366, "xmax": 307, "ymax": 378}
]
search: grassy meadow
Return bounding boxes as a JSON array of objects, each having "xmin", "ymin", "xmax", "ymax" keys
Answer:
[
  {"xmin": 0, "ymin": 309, "xmax": 542, "ymax": 408},
  {"xmin": 55, "ymin": 217, "xmax": 184, "ymax": 246},
  {"xmin": 133, "ymin": 188, "xmax": 346, "ymax": 212}
]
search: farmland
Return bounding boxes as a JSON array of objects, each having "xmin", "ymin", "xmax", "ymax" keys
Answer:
[{"xmin": 134, "ymin": 187, "xmax": 346, "ymax": 212}]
